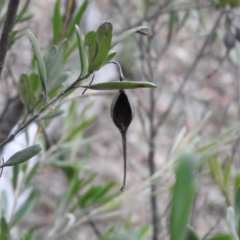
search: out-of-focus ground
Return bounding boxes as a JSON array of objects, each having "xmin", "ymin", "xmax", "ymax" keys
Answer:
[{"xmin": 1, "ymin": 0, "xmax": 240, "ymax": 239}]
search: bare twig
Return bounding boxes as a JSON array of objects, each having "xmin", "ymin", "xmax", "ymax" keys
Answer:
[
  {"xmin": 154, "ymin": 10, "xmax": 225, "ymax": 134},
  {"xmin": 109, "ymin": 61, "xmax": 125, "ymax": 81},
  {"xmin": 0, "ymin": 0, "xmax": 20, "ymax": 79}
]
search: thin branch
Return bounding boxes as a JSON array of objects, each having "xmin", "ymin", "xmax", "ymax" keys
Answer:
[
  {"xmin": 154, "ymin": 10, "xmax": 225, "ymax": 134},
  {"xmin": 115, "ymin": 2, "xmax": 212, "ymax": 35},
  {"xmin": 0, "ymin": 73, "xmax": 91, "ymax": 148},
  {"xmin": 0, "ymin": 0, "xmax": 20, "ymax": 79}
]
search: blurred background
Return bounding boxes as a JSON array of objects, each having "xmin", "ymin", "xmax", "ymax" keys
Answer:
[{"xmin": 1, "ymin": 0, "xmax": 240, "ymax": 239}]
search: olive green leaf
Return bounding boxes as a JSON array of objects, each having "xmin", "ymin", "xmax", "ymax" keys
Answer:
[
  {"xmin": 81, "ymin": 81, "xmax": 156, "ymax": 90},
  {"xmin": 100, "ymin": 50, "xmax": 117, "ymax": 68},
  {"xmin": 88, "ymin": 22, "xmax": 112, "ymax": 73},
  {"xmin": 75, "ymin": 25, "xmax": 88, "ymax": 75},
  {"xmin": 85, "ymin": 31, "xmax": 97, "ymax": 63},
  {"xmin": 52, "ymin": 0, "xmax": 62, "ymax": 44},
  {"xmin": 111, "ymin": 26, "xmax": 149, "ymax": 48},
  {"xmin": 27, "ymin": 30, "xmax": 48, "ymax": 100},
  {"xmin": 0, "ymin": 144, "xmax": 42, "ymax": 168},
  {"xmin": 67, "ymin": 0, "xmax": 88, "ymax": 39},
  {"xmin": 169, "ymin": 149, "xmax": 196, "ymax": 240}
]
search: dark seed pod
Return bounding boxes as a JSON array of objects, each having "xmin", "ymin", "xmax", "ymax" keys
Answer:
[
  {"xmin": 110, "ymin": 90, "xmax": 134, "ymax": 134},
  {"xmin": 223, "ymin": 29, "xmax": 235, "ymax": 51},
  {"xmin": 110, "ymin": 90, "xmax": 134, "ymax": 192}
]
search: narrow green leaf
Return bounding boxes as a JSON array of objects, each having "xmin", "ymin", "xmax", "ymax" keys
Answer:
[
  {"xmin": 235, "ymin": 187, "xmax": 240, "ymax": 231},
  {"xmin": 0, "ymin": 144, "xmax": 42, "ymax": 168},
  {"xmin": 24, "ymin": 162, "xmax": 40, "ymax": 186},
  {"xmin": 15, "ymin": 0, "xmax": 31, "ymax": 23},
  {"xmin": 16, "ymin": 12, "xmax": 34, "ymax": 23},
  {"xmin": 81, "ymin": 80, "xmax": 157, "ymax": 90},
  {"xmin": 234, "ymin": 173, "xmax": 240, "ymax": 197},
  {"xmin": 65, "ymin": 115, "xmax": 97, "ymax": 141},
  {"xmin": 168, "ymin": 12, "xmax": 178, "ymax": 32},
  {"xmin": 0, "ymin": 190, "xmax": 8, "ymax": 218},
  {"xmin": 22, "ymin": 229, "xmax": 36, "ymax": 240},
  {"xmin": 12, "ymin": 165, "xmax": 19, "ymax": 190},
  {"xmin": 88, "ymin": 22, "xmax": 112, "ymax": 73},
  {"xmin": 75, "ymin": 25, "xmax": 88, "ymax": 75},
  {"xmin": 0, "ymin": 217, "xmax": 10, "ymax": 240},
  {"xmin": 29, "ymin": 73, "xmax": 41, "ymax": 99},
  {"xmin": 40, "ymin": 109, "xmax": 64, "ymax": 120},
  {"xmin": 111, "ymin": 26, "xmax": 149, "ymax": 48},
  {"xmin": 85, "ymin": 31, "xmax": 97, "ymax": 62},
  {"xmin": 136, "ymin": 225, "xmax": 152, "ymax": 240},
  {"xmin": 67, "ymin": 0, "xmax": 88, "ymax": 39},
  {"xmin": 27, "ymin": 30, "xmax": 48, "ymax": 98},
  {"xmin": 224, "ymin": 157, "xmax": 232, "ymax": 188},
  {"xmin": 227, "ymin": 207, "xmax": 239, "ymax": 240},
  {"xmin": 19, "ymin": 74, "xmax": 33, "ymax": 106},
  {"xmin": 100, "ymin": 50, "xmax": 117, "ymax": 68},
  {"xmin": 52, "ymin": 0, "xmax": 62, "ymax": 44},
  {"xmin": 208, "ymin": 234, "xmax": 232, "ymax": 240},
  {"xmin": 10, "ymin": 189, "xmax": 39, "ymax": 227},
  {"xmin": 185, "ymin": 226, "xmax": 201, "ymax": 240},
  {"xmin": 170, "ymin": 149, "xmax": 196, "ymax": 240}
]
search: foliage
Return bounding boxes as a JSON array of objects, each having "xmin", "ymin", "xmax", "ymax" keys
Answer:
[{"xmin": 1, "ymin": 0, "xmax": 240, "ymax": 240}]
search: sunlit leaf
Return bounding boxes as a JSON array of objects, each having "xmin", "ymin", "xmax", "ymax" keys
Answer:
[{"xmin": 81, "ymin": 80, "xmax": 157, "ymax": 90}]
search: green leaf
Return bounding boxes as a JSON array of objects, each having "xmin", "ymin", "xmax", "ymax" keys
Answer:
[
  {"xmin": 22, "ymin": 229, "xmax": 36, "ymax": 240},
  {"xmin": 235, "ymin": 187, "xmax": 240, "ymax": 233},
  {"xmin": 170, "ymin": 149, "xmax": 196, "ymax": 240},
  {"xmin": 136, "ymin": 225, "xmax": 152, "ymax": 240},
  {"xmin": 16, "ymin": 12, "xmax": 34, "ymax": 23},
  {"xmin": 88, "ymin": 22, "xmax": 112, "ymax": 73},
  {"xmin": 0, "ymin": 217, "xmax": 10, "ymax": 240},
  {"xmin": 0, "ymin": 144, "xmax": 42, "ymax": 168},
  {"xmin": 52, "ymin": 0, "xmax": 62, "ymax": 44},
  {"xmin": 100, "ymin": 50, "xmax": 117, "ymax": 68},
  {"xmin": 27, "ymin": 30, "xmax": 48, "ymax": 99},
  {"xmin": 41, "ymin": 109, "xmax": 64, "ymax": 120},
  {"xmin": 111, "ymin": 26, "xmax": 149, "ymax": 48},
  {"xmin": 19, "ymin": 74, "xmax": 33, "ymax": 106},
  {"xmin": 45, "ymin": 41, "xmax": 68, "ymax": 86},
  {"xmin": 85, "ymin": 31, "xmax": 97, "ymax": 62},
  {"xmin": 0, "ymin": 190, "xmax": 8, "ymax": 218},
  {"xmin": 227, "ymin": 207, "xmax": 239, "ymax": 240},
  {"xmin": 235, "ymin": 174, "xmax": 240, "ymax": 198},
  {"xmin": 15, "ymin": 0, "xmax": 31, "ymax": 23},
  {"xmin": 10, "ymin": 189, "xmax": 39, "ymax": 227},
  {"xmin": 67, "ymin": 0, "xmax": 88, "ymax": 39},
  {"xmin": 12, "ymin": 165, "xmax": 19, "ymax": 190},
  {"xmin": 29, "ymin": 73, "xmax": 41, "ymax": 99},
  {"xmin": 208, "ymin": 234, "xmax": 232, "ymax": 240},
  {"xmin": 24, "ymin": 162, "xmax": 40, "ymax": 186},
  {"xmin": 224, "ymin": 157, "xmax": 232, "ymax": 188},
  {"xmin": 75, "ymin": 25, "xmax": 88, "ymax": 75},
  {"xmin": 81, "ymin": 80, "xmax": 157, "ymax": 90},
  {"xmin": 185, "ymin": 226, "xmax": 200, "ymax": 240},
  {"xmin": 65, "ymin": 115, "xmax": 98, "ymax": 141}
]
